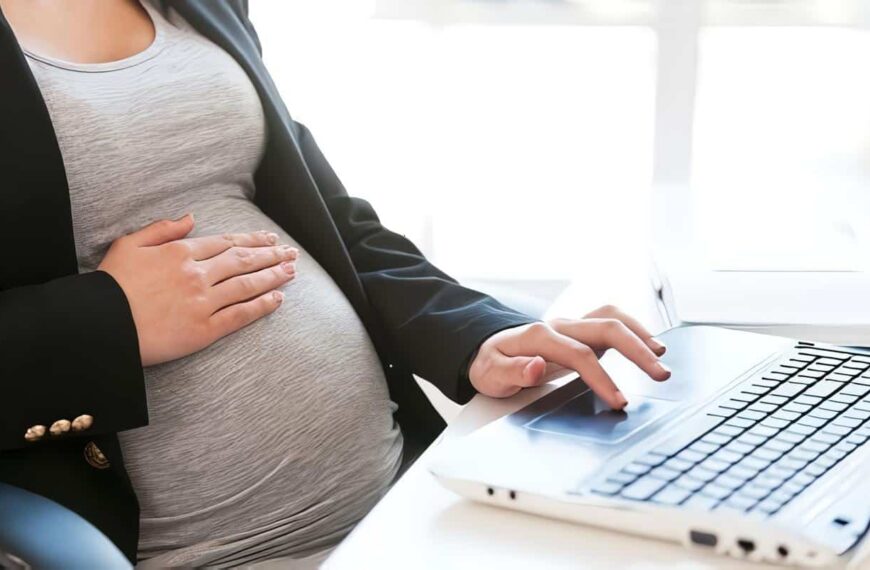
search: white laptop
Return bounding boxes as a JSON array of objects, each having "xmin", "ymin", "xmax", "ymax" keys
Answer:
[{"xmin": 430, "ymin": 325, "xmax": 870, "ymax": 567}]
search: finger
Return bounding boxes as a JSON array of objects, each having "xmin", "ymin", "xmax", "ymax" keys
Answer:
[
  {"xmin": 210, "ymin": 290, "xmax": 284, "ymax": 340},
  {"xmin": 584, "ymin": 304, "xmax": 666, "ymax": 356},
  {"xmin": 131, "ymin": 214, "xmax": 195, "ymax": 247},
  {"xmin": 550, "ymin": 319, "xmax": 670, "ymax": 382},
  {"xmin": 501, "ymin": 326, "xmax": 627, "ymax": 410},
  {"xmin": 478, "ymin": 351, "xmax": 548, "ymax": 397},
  {"xmin": 205, "ymin": 245, "xmax": 299, "ymax": 284},
  {"xmin": 186, "ymin": 231, "xmax": 281, "ymax": 261},
  {"xmin": 211, "ymin": 261, "xmax": 296, "ymax": 310}
]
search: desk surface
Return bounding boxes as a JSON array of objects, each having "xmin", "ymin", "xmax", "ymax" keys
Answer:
[{"xmin": 324, "ymin": 260, "xmax": 869, "ymax": 570}]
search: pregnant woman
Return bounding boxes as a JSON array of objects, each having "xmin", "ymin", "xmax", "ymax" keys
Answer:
[{"xmin": 0, "ymin": 0, "xmax": 670, "ymax": 566}]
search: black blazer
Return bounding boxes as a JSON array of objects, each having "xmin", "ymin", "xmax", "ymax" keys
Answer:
[{"xmin": 0, "ymin": 0, "xmax": 534, "ymax": 562}]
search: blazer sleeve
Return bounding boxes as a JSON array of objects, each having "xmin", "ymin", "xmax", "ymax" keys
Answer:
[
  {"xmin": 291, "ymin": 122, "xmax": 537, "ymax": 403},
  {"xmin": 0, "ymin": 271, "xmax": 148, "ymax": 451}
]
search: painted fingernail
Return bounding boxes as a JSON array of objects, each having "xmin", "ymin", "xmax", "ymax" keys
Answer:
[
  {"xmin": 649, "ymin": 338, "xmax": 667, "ymax": 355},
  {"xmin": 281, "ymin": 261, "xmax": 295, "ymax": 275},
  {"xmin": 272, "ymin": 290, "xmax": 284, "ymax": 303},
  {"xmin": 614, "ymin": 391, "xmax": 628, "ymax": 409},
  {"xmin": 655, "ymin": 361, "xmax": 671, "ymax": 379},
  {"xmin": 266, "ymin": 232, "xmax": 279, "ymax": 244}
]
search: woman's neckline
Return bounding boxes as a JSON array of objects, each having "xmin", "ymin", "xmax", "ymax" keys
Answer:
[{"xmin": 22, "ymin": 1, "xmax": 165, "ymax": 74}]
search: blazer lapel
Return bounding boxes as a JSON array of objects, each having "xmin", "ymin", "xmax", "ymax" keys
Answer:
[
  {"xmin": 0, "ymin": 10, "xmax": 79, "ymax": 288},
  {"xmin": 169, "ymin": 0, "xmax": 377, "ymax": 327}
]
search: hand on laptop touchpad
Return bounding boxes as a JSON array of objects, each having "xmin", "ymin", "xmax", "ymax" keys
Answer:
[{"xmin": 524, "ymin": 390, "xmax": 676, "ymax": 444}]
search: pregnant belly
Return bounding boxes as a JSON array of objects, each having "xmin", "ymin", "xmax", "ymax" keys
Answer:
[{"xmin": 117, "ymin": 221, "xmax": 402, "ymax": 554}]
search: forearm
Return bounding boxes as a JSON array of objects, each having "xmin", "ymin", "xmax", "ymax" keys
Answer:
[{"xmin": 0, "ymin": 271, "xmax": 148, "ymax": 450}]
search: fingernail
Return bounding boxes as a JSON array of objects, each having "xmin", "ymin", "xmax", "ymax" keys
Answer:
[
  {"xmin": 266, "ymin": 232, "xmax": 279, "ymax": 244},
  {"xmin": 614, "ymin": 391, "xmax": 628, "ymax": 410},
  {"xmin": 272, "ymin": 290, "xmax": 284, "ymax": 303},
  {"xmin": 649, "ymin": 338, "xmax": 666, "ymax": 355},
  {"xmin": 176, "ymin": 213, "xmax": 193, "ymax": 223},
  {"xmin": 282, "ymin": 245, "xmax": 298, "ymax": 259},
  {"xmin": 655, "ymin": 361, "xmax": 672, "ymax": 379},
  {"xmin": 281, "ymin": 261, "xmax": 295, "ymax": 275}
]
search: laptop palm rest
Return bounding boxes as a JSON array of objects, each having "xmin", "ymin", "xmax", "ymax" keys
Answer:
[{"xmin": 524, "ymin": 390, "xmax": 678, "ymax": 445}]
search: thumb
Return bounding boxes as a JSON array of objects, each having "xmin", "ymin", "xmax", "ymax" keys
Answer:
[
  {"xmin": 513, "ymin": 355, "xmax": 547, "ymax": 388},
  {"xmin": 131, "ymin": 214, "xmax": 195, "ymax": 246}
]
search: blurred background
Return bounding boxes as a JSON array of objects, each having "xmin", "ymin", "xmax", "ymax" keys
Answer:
[{"xmin": 250, "ymin": 0, "xmax": 870, "ymax": 315}]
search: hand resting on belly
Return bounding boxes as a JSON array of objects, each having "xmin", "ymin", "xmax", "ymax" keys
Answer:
[{"xmin": 98, "ymin": 213, "xmax": 298, "ymax": 366}]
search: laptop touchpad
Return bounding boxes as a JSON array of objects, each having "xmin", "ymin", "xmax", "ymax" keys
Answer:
[{"xmin": 524, "ymin": 390, "xmax": 677, "ymax": 444}]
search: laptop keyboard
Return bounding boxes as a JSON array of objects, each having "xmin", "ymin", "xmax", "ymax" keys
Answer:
[{"xmin": 588, "ymin": 345, "xmax": 870, "ymax": 517}]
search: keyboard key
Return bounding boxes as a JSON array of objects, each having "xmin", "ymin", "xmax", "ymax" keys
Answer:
[
  {"xmin": 698, "ymin": 458, "xmax": 731, "ymax": 473},
  {"xmin": 841, "ymin": 384, "xmax": 870, "ymax": 397},
  {"xmin": 675, "ymin": 449, "xmax": 707, "ymax": 464},
  {"xmin": 771, "ymin": 410, "xmax": 800, "ymax": 422},
  {"xmin": 620, "ymin": 477, "xmax": 668, "ymax": 501},
  {"xmin": 713, "ymin": 474, "xmax": 746, "ymax": 489},
  {"xmin": 844, "ymin": 408, "xmax": 870, "ymax": 421},
  {"xmin": 724, "ymin": 441, "xmax": 755, "ymax": 455},
  {"xmin": 805, "ymin": 381, "xmax": 842, "ymax": 398},
  {"xmin": 608, "ymin": 471, "xmax": 638, "ymax": 485},
  {"xmin": 685, "ymin": 466, "xmax": 719, "ymax": 483},
  {"xmin": 802, "ymin": 439, "xmax": 832, "ymax": 453},
  {"xmin": 736, "ymin": 432, "xmax": 767, "ymax": 446},
  {"xmin": 652, "ymin": 486, "xmax": 692, "ymax": 505},
  {"xmin": 663, "ymin": 457, "xmax": 695, "ymax": 472},
  {"xmin": 732, "ymin": 392, "xmax": 761, "ymax": 404},
  {"xmin": 684, "ymin": 494, "xmax": 720, "ymax": 511},
  {"xmin": 723, "ymin": 494, "xmax": 758, "ymax": 510},
  {"xmin": 797, "ymin": 369, "xmax": 827, "ymax": 380},
  {"xmin": 623, "ymin": 462, "xmax": 652, "ymax": 476},
  {"xmin": 753, "ymin": 447, "xmax": 784, "ymax": 462},
  {"xmin": 782, "ymin": 402, "xmax": 812, "ymax": 414},
  {"xmin": 823, "ymin": 424, "xmax": 852, "ymax": 437},
  {"xmin": 833, "ymin": 416, "xmax": 862, "ymax": 429},
  {"xmin": 819, "ymin": 400, "xmax": 849, "ymax": 412},
  {"xmin": 701, "ymin": 484, "xmax": 732, "ymax": 500},
  {"xmin": 592, "ymin": 481, "xmax": 623, "ymax": 495},
  {"xmin": 635, "ymin": 452, "xmax": 669, "ymax": 467},
  {"xmin": 701, "ymin": 433, "xmax": 732, "ymax": 446},
  {"xmin": 754, "ymin": 379, "xmax": 781, "ymax": 389},
  {"xmin": 739, "ymin": 484, "xmax": 773, "ymax": 500},
  {"xmin": 747, "ymin": 402, "xmax": 778, "ymax": 414},
  {"xmin": 649, "ymin": 466, "xmax": 682, "ymax": 482},
  {"xmin": 795, "ymin": 395, "xmax": 823, "ymax": 406},
  {"xmin": 725, "ymin": 417, "xmax": 756, "ymax": 429},
  {"xmin": 831, "ymin": 393, "xmax": 859, "ymax": 405},
  {"xmin": 771, "ymin": 383, "xmax": 804, "ymax": 398},
  {"xmin": 748, "ymin": 425, "xmax": 779, "ymax": 438},
  {"xmin": 808, "ymin": 408, "xmax": 838, "ymax": 420},
  {"xmin": 673, "ymin": 476, "xmax": 705, "ymax": 492},
  {"xmin": 708, "ymin": 408, "xmax": 736, "ymax": 419},
  {"xmin": 713, "ymin": 450, "xmax": 744, "ymax": 465},
  {"xmin": 721, "ymin": 399, "xmax": 749, "ymax": 411},
  {"xmin": 829, "ymin": 373, "xmax": 856, "ymax": 383},
  {"xmin": 688, "ymin": 441, "xmax": 720, "ymax": 455},
  {"xmin": 760, "ymin": 395, "xmax": 789, "ymax": 406},
  {"xmin": 714, "ymin": 424, "xmax": 745, "ymax": 438},
  {"xmin": 761, "ymin": 418, "xmax": 789, "ymax": 430},
  {"xmin": 813, "ymin": 432, "xmax": 842, "ymax": 445},
  {"xmin": 797, "ymin": 415, "xmax": 827, "ymax": 429},
  {"xmin": 736, "ymin": 410, "xmax": 767, "ymax": 422},
  {"xmin": 784, "ymin": 424, "xmax": 815, "ymax": 437}
]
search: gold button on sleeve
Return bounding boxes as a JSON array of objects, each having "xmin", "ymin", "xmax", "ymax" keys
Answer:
[
  {"xmin": 71, "ymin": 414, "xmax": 94, "ymax": 432},
  {"xmin": 24, "ymin": 425, "xmax": 46, "ymax": 442},
  {"xmin": 49, "ymin": 419, "xmax": 71, "ymax": 436}
]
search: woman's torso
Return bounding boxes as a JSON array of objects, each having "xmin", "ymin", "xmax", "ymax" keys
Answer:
[{"xmin": 23, "ymin": 2, "xmax": 402, "ymax": 565}]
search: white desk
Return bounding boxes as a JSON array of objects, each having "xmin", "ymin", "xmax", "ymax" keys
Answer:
[{"xmin": 323, "ymin": 260, "xmax": 869, "ymax": 570}]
